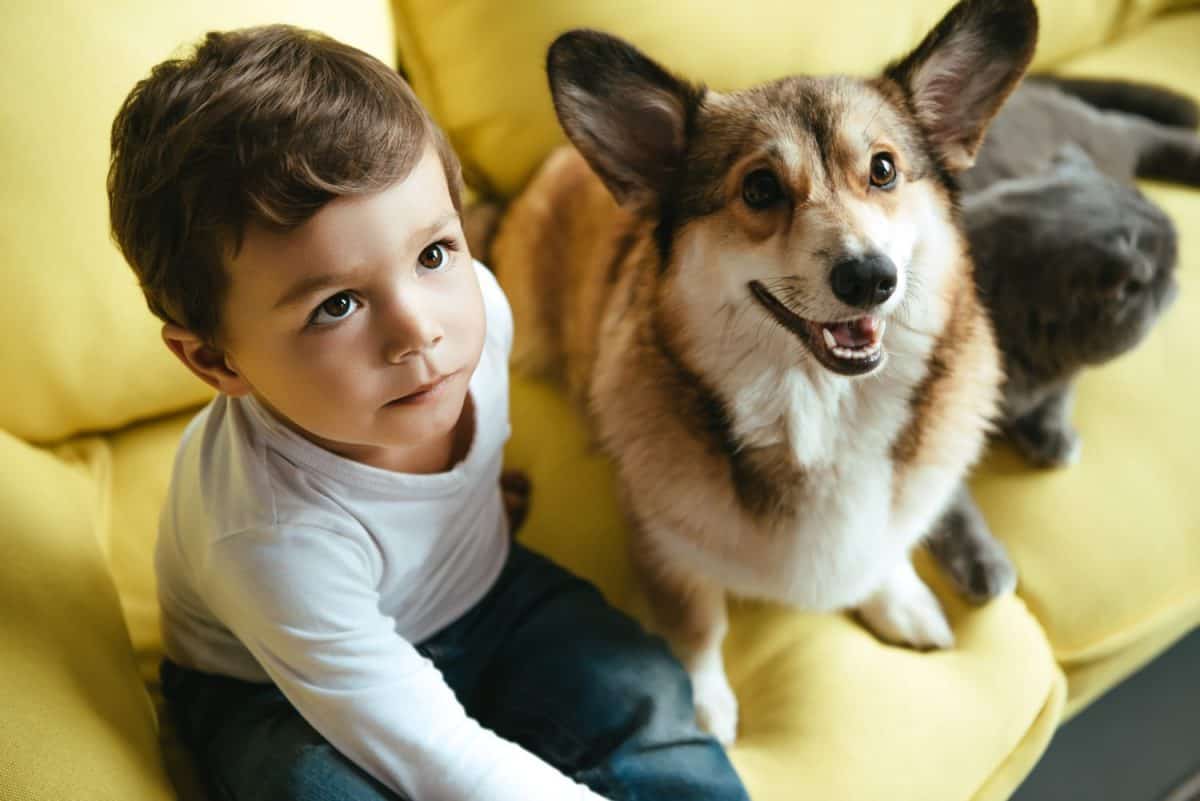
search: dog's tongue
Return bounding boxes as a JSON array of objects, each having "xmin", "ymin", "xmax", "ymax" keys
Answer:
[{"xmin": 828, "ymin": 317, "xmax": 880, "ymax": 348}]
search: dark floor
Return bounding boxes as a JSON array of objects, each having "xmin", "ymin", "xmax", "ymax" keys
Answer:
[{"xmin": 1010, "ymin": 627, "xmax": 1200, "ymax": 801}]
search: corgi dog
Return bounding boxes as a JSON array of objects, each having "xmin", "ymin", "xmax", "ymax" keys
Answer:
[{"xmin": 486, "ymin": 0, "xmax": 1038, "ymax": 745}]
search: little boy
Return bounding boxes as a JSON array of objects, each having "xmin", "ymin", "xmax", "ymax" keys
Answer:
[{"xmin": 107, "ymin": 24, "xmax": 749, "ymax": 801}]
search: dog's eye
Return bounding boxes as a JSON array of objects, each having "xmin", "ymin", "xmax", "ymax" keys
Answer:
[
  {"xmin": 742, "ymin": 169, "xmax": 784, "ymax": 210},
  {"xmin": 870, "ymin": 153, "xmax": 897, "ymax": 189}
]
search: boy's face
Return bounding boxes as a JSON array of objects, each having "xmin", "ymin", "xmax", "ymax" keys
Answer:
[{"xmin": 206, "ymin": 145, "xmax": 484, "ymax": 468}]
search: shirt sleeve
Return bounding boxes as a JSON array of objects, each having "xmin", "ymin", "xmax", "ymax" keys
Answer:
[{"xmin": 203, "ymin": 525, "xmax": 608, "ymax": 801}]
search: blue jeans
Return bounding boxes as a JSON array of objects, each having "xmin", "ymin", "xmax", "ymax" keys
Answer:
[{"xmin": 161, "ymin": 543, "xmax": 749, "ymax": 801}]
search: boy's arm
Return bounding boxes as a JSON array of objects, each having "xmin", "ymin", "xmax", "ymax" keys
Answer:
[{"xmin": 203, "ymin": 526, "xmax": 608, "ymax": 801}]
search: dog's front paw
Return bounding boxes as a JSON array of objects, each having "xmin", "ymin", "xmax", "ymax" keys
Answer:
[
  {"xmin": 691, "ymin": 662, "xmax": 739, "ymax": 746},
  {"xmin": 858, "ymin": 567, "xmax": 954, "ymax": 650}
]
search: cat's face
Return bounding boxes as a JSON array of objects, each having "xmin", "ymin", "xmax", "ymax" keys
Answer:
[
  {"xmin": 971, "ymin": 151, "xmax": 1179, "ymax": 371},
  {"xmin": 1057, "ymin": 190, "xmax": 1178, "ymax": 366}
]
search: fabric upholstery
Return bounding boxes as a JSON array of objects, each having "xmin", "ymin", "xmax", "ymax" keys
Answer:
[
  {"xmin": 0, "ymin": 0, "xmax": 393, "ymax": 444},
  {"xmin": 391, "ymin": 0, "xmax": 1195, "ymax": 196},
  {"xmin": 1, "ymin": 2, "xmax": 1197, "ymax": 800}
]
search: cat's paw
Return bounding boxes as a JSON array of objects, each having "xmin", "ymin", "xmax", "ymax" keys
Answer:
[
  {"xmin": 1010, "ymin": 423, "xmax": 1082, "ymax": 469},
  {"xmin": 927, "ymin": 504, "xmax": 1018, "ymax": 606},
  {"xmin": 957, "ymin": 545, "xmax": 1017, "ymax": 605},
  {"xmin": 691, "ymin": 662, "xmax": 739, "ymax": 746},
  {"xmin": 858, "ymin": 568, "xmax": 955, "ymax": 650}
]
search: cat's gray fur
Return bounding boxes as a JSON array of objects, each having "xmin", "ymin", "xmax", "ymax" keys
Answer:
[
  {"xmin": 961, "ymin": 78, "xmax": 1200, "ymax": 193},
  {"xmin": 971, "ymin": 142, "xmax": 1179, "ymax": 464},
  {"xmin": 928, "ymin": 78, "xmax": 1193, "ymax": 604}
]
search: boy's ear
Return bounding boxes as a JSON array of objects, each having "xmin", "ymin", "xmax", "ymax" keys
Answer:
[
  {"xmin": 884, "ymin": 0, "xmax": 1038, "ymax": 173},
  {"xmin": 546, "ymin": 29, "xmax": 703, "ymax": 215},
  {"xmin": 162, "ymin": 323, "xmax": 252, "ymax": 397}
]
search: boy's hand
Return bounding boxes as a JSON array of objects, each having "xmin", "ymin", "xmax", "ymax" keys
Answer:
[{"xmin": 500, "ymin": 470, "xmax": 531, "ymax": 537}]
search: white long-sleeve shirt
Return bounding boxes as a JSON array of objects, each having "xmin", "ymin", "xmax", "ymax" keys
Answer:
[{"xmin": 156, "ymin": 263, "xmax": 606, "ymax": 801}]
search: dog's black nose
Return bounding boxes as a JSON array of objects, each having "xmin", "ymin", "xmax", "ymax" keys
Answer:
[{"xmin": 830, "ymin": 253, "xmax": 898, "ymax": 309}]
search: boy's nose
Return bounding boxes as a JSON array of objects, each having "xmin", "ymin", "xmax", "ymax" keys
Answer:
[
  {"xmin": 385, "ymin": 328, "xmax": 442, "ymax": 363},
  {"xmin": 382, "ymin": 306, "xmax": 444, "ymax": 364}
]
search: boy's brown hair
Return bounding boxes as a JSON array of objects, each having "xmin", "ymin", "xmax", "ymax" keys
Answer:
[{"xmin": 108, "ymin": 24, "xmax": 463, "ymax": 344}]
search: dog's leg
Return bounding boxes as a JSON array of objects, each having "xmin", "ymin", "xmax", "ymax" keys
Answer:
[
  {"xmin": 925, "ymin": 483, "xmax": 1017, "ymax": 604},
  {"xmin": 635, "ymin": 550, "xmax": 738, "ymax": 745},
  {"xmin": 857, "ymin": 557, "xmax": 955, "ymax": 650}
]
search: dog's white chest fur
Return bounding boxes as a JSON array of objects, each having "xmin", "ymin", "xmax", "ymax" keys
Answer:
[{"xmin": 646, "ymin": 320, "xmax": 952, "ymax": 612}]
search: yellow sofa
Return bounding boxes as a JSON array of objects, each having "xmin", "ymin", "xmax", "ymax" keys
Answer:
[{"xmin": 1, "ymin": 1, "xmax": 1196, "ymax": 800}]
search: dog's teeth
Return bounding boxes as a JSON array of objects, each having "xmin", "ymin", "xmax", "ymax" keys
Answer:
[
  {"xmin": 830, "ymin": 340, "xmax": 884, "ymax": 362},
  {"xmin": 823, "ymin": 328, "xmax": 837, "ymax": 349}
]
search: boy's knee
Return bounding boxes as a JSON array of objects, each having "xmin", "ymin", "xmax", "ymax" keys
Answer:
[
  {"xmin": 276, "ymin": 743, "xmax": 401, "ymax": 801},
  {"xmin": 609, "ymin": 636, "xmax": 702, "ymax": 729}
]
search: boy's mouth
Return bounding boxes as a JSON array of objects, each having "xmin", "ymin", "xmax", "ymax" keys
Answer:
[
  {"xmin": 749, "ymin": 281, "xmax": 885, "ymax": 376},
  {"xmin": 387, "ymin": 371, "xmax": 458, "ymax": 406}
]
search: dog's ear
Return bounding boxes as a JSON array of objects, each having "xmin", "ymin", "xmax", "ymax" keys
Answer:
[
  {"xmin": 885, "ymin": 0, "xmax": 1038, "ymax": 173},
  {"xmin": 547, "ymin": 30, "xmax": 702, "ymax": 214}
]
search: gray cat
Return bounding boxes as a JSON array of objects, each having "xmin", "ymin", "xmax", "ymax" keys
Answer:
[
  {"xmin": 961, "ymin": 76, "xmax": 1200, "ymax": 193},
  {"xmin": 970, "ymin": 143, "xmax": 1180, "ymax": 467},
  {"xmin": 928, "ymin": 79, "xmax": 1195, "ymax": 603}
]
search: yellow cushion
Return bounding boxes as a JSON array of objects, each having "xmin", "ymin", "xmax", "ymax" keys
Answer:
[
  {"xmin": 973, "ymin": 11, "xmax": 1200, "ymax": 714},
  {"xmin": 106, "ymin": 415, "xmax": 197, "ymax": 685},
  {"xmin": 0, "ymin": 0, "xmax": 394, "ymax": 444},
  {"xmin": 505, "ymin": 380, "xmax": 1064, "ymax": 801},
  {"xmin": 392, "ymin": 0, "xmax": 1185, "ymax": 197},
  {"xmin": 0, "ymin": 431, "xmax": 173, "ymax": 801},
  {"xmin": 96, "ymin": 390, "xmax": 1065, "ymax": 801},
  {"xmin": 98, "ymin": 395, "xmax": 1064, "ymax": 801},
  {"xmin": 99, "ymin": 410, "xmax": 213, "ymax": 799}
]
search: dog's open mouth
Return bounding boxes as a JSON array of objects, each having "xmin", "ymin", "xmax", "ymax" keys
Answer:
[{"xmin": 749, "ymin": 281, "xmax": 885, "ymax": 376}]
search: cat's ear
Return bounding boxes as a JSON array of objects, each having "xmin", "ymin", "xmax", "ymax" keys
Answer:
[
  {"xmin": 547, "ymin": 29, "xmax": 704, "ymax": 215},
  {"xmin": 885, "ymin": 0, "xmax": 1038, "ymax": 173}
]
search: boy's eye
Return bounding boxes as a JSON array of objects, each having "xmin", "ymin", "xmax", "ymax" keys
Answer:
[
  {"xmin": 309, "ymin": 292, "xmax": 360, "ymax": 326},
  {"xmin": 419, "ymin": 243, "xmax": 447, "ymax": 271}
]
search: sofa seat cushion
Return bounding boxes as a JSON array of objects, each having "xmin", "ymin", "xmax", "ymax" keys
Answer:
[
  {"xmin": 103, "ymin": 391, "xmax": 1064, "ymax": 801},
  {"xmin": 504, "ymin": 380, "xmax": 1064, "ymax": 801}
]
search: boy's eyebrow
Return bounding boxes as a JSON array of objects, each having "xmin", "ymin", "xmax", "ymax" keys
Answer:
[
  {"xmin": 273, "ymin": 270, "xmax": 366, "ymax": 311},
  {"xmin": 408, "ymin": 211, "xmax": 460, "ymax": 248},
  {"xmin": 273, "ymin": 211, "xmax": 461, "ymax": 311}
]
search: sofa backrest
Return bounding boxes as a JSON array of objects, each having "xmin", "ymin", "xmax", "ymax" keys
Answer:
[
  {"xmin": 0, "ymin": 0, "xmax": 395, "ymax": 445},
  {"xmin": 392, "ymin": 0, "xmax": 1198, "ymax": 197}
]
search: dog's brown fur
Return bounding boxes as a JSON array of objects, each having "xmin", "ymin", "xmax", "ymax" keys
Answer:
[{"xmin": 487, "ymin": 0, "xmax": 1037, "ymax": 744}]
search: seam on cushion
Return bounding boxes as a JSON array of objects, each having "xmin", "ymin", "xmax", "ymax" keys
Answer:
[
  {"xmin": 52, "ymin": 435, "xmax": 114, "ymax": 568},
  {"xmin": 1047, "ymin": 588, "xmax": 1200, "ymax": 664},
  {"xmin": 1055, "ymin": 594, "xmax": 1200, "ymax": 666},
  {"xmin": 391, "ymin": 2, "xmax": 447, "ymax": 140},
  {"xmin": 967, "ymin": 668, "xmax": 1067, "ymax": 801},
  {"xmin": 390, "ymin": 1, "xmax": 436, "ymax": 113},
  {"xmin": 389, "ymin": 0, "xmax": 493, "ymax": 197},
  {"xmin": 1061, "ymin": 614, "xmax": 1200, "ymax": 719}
]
